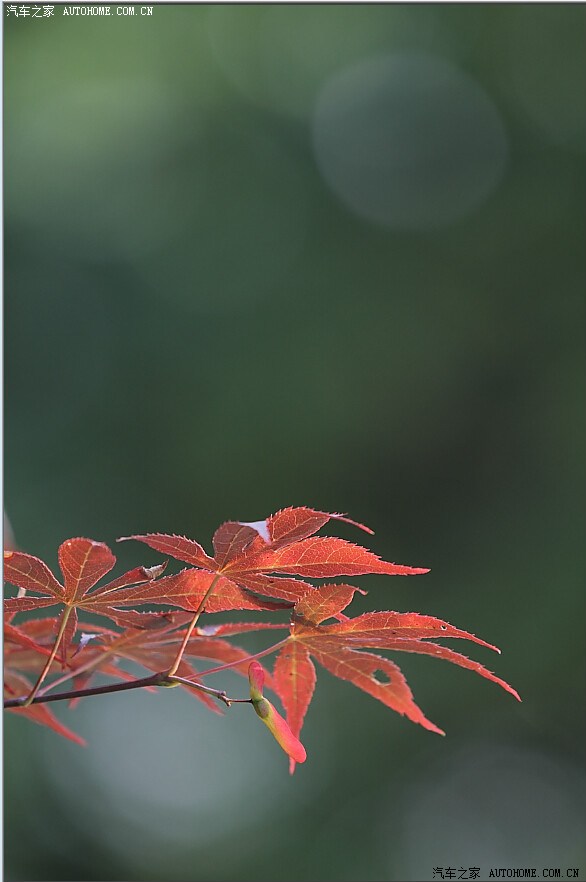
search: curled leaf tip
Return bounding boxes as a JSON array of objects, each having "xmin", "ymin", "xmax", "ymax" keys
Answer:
[
  {"xmin": 142, "ymin": 563, "xmax": 168, "ymax": 580},
  {"xmin": 335, "ymin": 513, "xmax": 374, "ymax": 536},
  {"xmin": 240, "ymin": 519, "xmax": 270, "ymax": 544}
]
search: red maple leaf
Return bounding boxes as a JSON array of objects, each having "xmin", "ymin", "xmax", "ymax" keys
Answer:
[
  {"xmin": 272, "ymin": 584, "xmax": 521, "ymax": 772},
  {"xmin": 63, "ymin": 617, "xmax": 277, "ymax": 714},
  {"xmin": 4, "ymin": 611, "xmax": 281, "ymax": 730},
  {"xmin": 121, "ymin": 506, "xmax": 427, "ymax": 607},
  {"xmin": 3, "ymin": 540, "xmax": 169, "ymax": 658},
  {"xmin": 4, "ymin": 507, "xmax": 520, "ymax": 767},
  {"xmin": 4, "ymin": 621, "xmax": 53, "ymax": 659},
  {"xmin": 4, "ymin": 671, "xmax": 85, "ymax": 745}
]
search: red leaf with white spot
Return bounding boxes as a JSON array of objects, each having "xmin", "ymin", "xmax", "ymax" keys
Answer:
[
  {"xmin": 310, "ymin": 646, "xmax": 444, "ymax": 735},
  {"xmin": 5, "ymin": 507, "xmax": 518, "ymax": 762},
  {"xmin": 123, "ymin": 507, "xmax": 421, "ymax": 604},
  {"xmin": 249, "ymin": 507, "xmax": 373, "ymax": 552},
  {"xmin": 321, "ymin": 611, "xmax": 500, "ymax": 652},
  {"xmin": 212, "ymin": 522, "xmax": 262, "ymax": 567}
]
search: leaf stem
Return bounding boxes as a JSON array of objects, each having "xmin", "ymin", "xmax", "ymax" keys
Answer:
[
  {"xmin": 21, "ymin": 606, "xmax": 74, "ymax": 707},
  {"xmin": 36, "ymin": 651, "xmax": 113, "ymax": 697},
  {"xmin": 196, "ymin": 638, "xmax": 289, "ymax": 678},
  {"xmin": 34, "ymin": 622, "xmax": 287, "ymax": 700},
  {"xmin": 166, "ymin": 574, "xmax": 221, "ymax": 677},
  {"xmin": 32, "ymin": 637, "xmax": 289, "ymax": 702}
]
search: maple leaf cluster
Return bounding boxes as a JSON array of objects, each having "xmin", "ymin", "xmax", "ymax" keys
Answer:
[{"xmin": 3, "ymin": 507, "xmax": 519, "ymax": 771}]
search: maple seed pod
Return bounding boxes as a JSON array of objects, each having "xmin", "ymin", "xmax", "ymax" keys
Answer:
[
  {"xmin": 248, "ymin": 660, "xmax": 265, "ymax": 702},
  {"xmin": 248, "ymin": 662, "xmax": 306, "ymax": 764},
  {"xmin": 252, "ymin": 697, "xmax": 272, "ymax": 721}
]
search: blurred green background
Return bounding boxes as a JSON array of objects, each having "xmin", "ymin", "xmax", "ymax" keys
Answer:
[{"xmin": 4, "ymin": 4, "xmax": 586, "ymax": 881}]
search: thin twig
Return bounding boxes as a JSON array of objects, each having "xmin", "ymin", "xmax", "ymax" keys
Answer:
[
  {"xmin": 166, "ymin": 675, "xmax": 248, "ymax": 708},
  {"xmin": 4, "ymin": 671, "xmax": 246, "ymax": 710},
  {"xmin": 196, "ymin": 638, "xmax": 289, "ymax": 678},
  {"xmin": 34, "ymin": 629, "xmax": 287, "ymax": 701},
  {"xmin": 35, "ymin": 650, "xmax": 118, "ymax": 697}
]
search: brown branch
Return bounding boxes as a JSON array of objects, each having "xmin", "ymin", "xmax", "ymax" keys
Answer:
[{"xmin": 4, "ymin": 671, "xmax": 241, "ymax": 710}]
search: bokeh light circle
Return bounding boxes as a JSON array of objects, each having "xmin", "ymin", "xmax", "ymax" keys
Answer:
[{"xmin": 312, "ymin": 53, "xmax": 509, "ymax": 230}]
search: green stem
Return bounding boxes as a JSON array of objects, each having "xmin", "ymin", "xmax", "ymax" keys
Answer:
[
  {"xmin": 36, "ymin": 615, "xmax": 191, "ymax": 698},
  {"xmin": 167, "ymin": 574, "xmax": 221, "ymax": 677},
  {"xmin": 22, "ymin": 606, "xmax": 74, "ymax": 707},
  {"xmin": 36, "ymin": 651, "xmax": 113, "ymax": 697}
]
